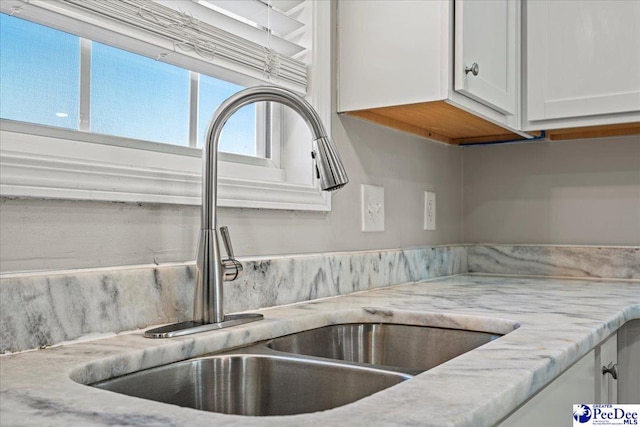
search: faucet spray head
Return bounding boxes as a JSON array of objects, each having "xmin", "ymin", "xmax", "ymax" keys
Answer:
[{"xmin": 313, "ymin": 137, "xmax": 349, "ymax": 191}]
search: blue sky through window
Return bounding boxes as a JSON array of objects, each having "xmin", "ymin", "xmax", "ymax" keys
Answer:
[
  {"xmin": 1, "ymin": 13, "xmax": 258, "ymax": 156},
  {"xmin": 198, "ymin": 75, "xmax": 256, "ymax": 154},
  {"xmin": 0, "ymin": 14, "xmax": 79, "ymax": 129},
  {"xmin": 91, "ymin": 42, "xmax": 190, "ymax": 145}
]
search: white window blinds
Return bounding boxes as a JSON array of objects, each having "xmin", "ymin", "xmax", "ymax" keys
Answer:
[{"xmin": 1, "ymin": 0, "xmax": 309, "ymax": 92}]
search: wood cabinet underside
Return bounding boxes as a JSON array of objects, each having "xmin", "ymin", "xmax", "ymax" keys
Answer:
[{"xmin": 345, "ymin": 102, "xmax": 640, "ymax": 145}]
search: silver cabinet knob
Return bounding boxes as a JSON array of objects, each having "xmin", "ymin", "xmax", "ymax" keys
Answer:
[
  {"xmin": 602, "ymin": 362, "xmax": 618, "ymax": 380},
  {"xmin": 465, "ymin": 63, "xmax": 479, "ymax": 76}
]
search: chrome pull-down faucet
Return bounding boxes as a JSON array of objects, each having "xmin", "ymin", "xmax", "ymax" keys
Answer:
[{"xmin": 145, "ymin": 86, "xmax": 348, "ymax": 338}]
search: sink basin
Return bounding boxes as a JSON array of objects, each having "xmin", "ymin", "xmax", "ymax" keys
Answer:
[
  {"xmin": 89, "ymin": 322, "xmax": 503, "ymax": 415},
  {"xmin": 267, "ymin": 323, "xmax": 501, "ymax": 374},
  {"xmin": 91, "ymin": 353, "xmax": 410, "ymax": 416}
]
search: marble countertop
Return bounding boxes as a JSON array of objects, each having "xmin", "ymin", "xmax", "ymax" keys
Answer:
[{"xmin": 1, "ymin": 274, "xmax": 638, "ymax": 426}]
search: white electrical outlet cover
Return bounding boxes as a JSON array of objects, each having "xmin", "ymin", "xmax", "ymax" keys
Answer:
[
  {"xmin": 424, "ymin": 191, "xmax": 436, "ymax": 231},
  {"xmin": 361, "ymin": 184, "xmax": 384, "ymax": 232}
]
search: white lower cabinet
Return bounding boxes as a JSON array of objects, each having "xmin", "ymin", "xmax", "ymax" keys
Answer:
[
  {"xmin": 596, "ymin": 332, "xmax": 618, "ymax": 404},
  {"xmin": 499, "ymin": 333, "xmax": 617, "ymax": 426},
  {"xmin": 618, "ymin": 319, "xmax": 640, "ymax": 403}
]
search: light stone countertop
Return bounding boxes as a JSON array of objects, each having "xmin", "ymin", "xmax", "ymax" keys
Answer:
[{"xmin": 1, "ymin": 274, "xmax": 638, "ymax": 427}]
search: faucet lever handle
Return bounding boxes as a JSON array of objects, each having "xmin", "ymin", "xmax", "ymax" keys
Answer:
[
  {"xmin": 220, "ymin": 226, "xmax": 242, "ymax": 281},
  {"xmin": 219, "ymin": 226, "xmax": 236, "ymax": 259}
]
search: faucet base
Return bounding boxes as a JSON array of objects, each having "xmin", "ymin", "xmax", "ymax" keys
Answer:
[{"xmin": 144, "ymin": 313, "xmax": 264, "ymax": 338}]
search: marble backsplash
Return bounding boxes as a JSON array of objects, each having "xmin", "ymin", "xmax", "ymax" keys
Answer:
[
  {"xmin": 0, "ymin": 245, "xmax": 467, "ymax": 353},
  {"xmin": 3, "ymin": 244, "xmax": 638, "ymax": 354},
  {"xmin": 468, "ymin": 245, "xmax": 640, "ymax": 280}
]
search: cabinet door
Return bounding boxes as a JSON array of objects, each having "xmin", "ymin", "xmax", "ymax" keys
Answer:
[
  {"xmin": 337, "ymin": 0, "xmax": 448, "ymax": 112},
  {"xmin": 618, "ymin": 319, "xmax": 640, "ymax": 404},
  {"xmin": 526, "ymin": 0, "xmax": 640, "ymax": 122},
  {"xmin": 498, "ymin": 347, "xmax": 596, "ymax": 427},
  {"xmin": 454, "ymin": 0, "xmax": 517, "ymax": 115},
  {"xmin": 498, "ymin": 332, "xmax": 617, "ymax": 427},
  {"xmin": 595, "ymin": 333, "xmax": 618, "ymax": 404}
]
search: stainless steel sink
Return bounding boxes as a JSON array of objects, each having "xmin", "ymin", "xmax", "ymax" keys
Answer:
[
  {"xmin": 267, "ymin": 323, "xmax": 501, "ymax": 374},
  {"xmin": 90, "ymin": 322, "xmax": 503, "ymax": 415},
  {"xmin": 92, "ymin": 353, "xmax": 410, "ymax": 416}
]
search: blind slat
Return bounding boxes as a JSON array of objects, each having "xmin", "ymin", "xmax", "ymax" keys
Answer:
[
  {"xmin": 2, "ymin": 0, "xmax": 308, "ymax": 91},
  {"xmin": 199, "ymin": 0, "xmax": 304, "ymax": 37},
  {"xmin": 269, "ymin": 0, "xmax": 305, "ymax": 14},
  {"xmin": 152, "ymin": 0, "xmax": 304, "ymax": 57}
]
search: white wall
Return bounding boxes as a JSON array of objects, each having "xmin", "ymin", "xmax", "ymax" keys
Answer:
[
  {"xmin": 0, "ymin": 116, "xmax": 464, "ymax": 273},
  {"xmin": 463, "ymin": 135, "xmax": 640, "ymax": 245},
  {"xmin": 4, "ymin": 127, "xmax": 639, "ymax": 274}
]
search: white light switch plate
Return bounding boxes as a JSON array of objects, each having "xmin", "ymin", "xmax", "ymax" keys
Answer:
[{"xmin": 361, "ymin": 184, "xmax": 384, "ymax": 232}]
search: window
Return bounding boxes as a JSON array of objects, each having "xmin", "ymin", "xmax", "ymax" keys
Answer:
[
  {"xmin": 0, "ymin": 0, "xmax": 332, "ymax": 210},
  {"xmin": 0, "ymin": 14, "xmax": 260, "ymax": 155}
]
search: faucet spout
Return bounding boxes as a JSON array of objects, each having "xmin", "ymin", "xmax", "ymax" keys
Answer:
[
  {"xmin": 201, "ymin": 86, "xmax": 348, "ymax": 230},
  {"xmin": 145, "ymin": 85, "xmax": 348, "ymax": 338}
]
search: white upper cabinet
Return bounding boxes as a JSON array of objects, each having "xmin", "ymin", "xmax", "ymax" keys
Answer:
[
  {"xmin": 524, "ymin": 0, "xmax": 640, "ymax": 130},
  {"xmin": 337, "ymin": 0, "xmax": 639, "ymax": 143},
  {"xmin": 454, "ymin": 0, "xmax": 517, "ymax": 116},
  {"xmin": 337, "ymin": 0, "xmax": 526, "ymax": 145},
  {"xmin": 337, "ymin": 0, "xmax": 449, "ymax": 112}
]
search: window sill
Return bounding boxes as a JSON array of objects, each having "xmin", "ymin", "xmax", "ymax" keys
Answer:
[{"xmin": 0, "ymin": 126, "xmax": 331, "ymax": 211}]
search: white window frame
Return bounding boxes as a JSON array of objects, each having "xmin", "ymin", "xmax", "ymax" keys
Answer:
[{"xmin": 0, "ymin": 1, "xmax": 333, "ymax": 211}]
